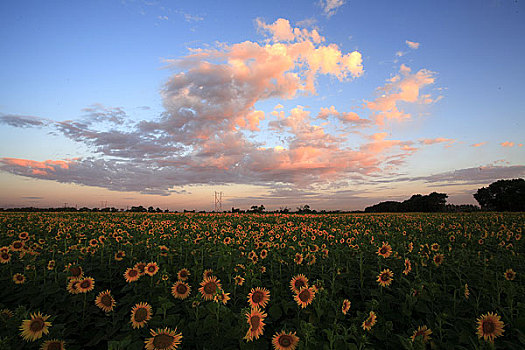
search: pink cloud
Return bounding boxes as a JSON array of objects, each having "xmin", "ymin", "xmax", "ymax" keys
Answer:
[
  {"xmin": 420, "ymin": 137, "xmax": 454, "ymax": 145},
  {"xmin": 317, "ymin": 105, "xmax": 370, "ymax": 125},
  {"xmin": 406, "ymin": 40, "xmax": 420, "ymax": 49},
  {"xmin": 501, "ymin": 141, "xmax": 515, "ymax": 147},
  {"xmin": 471, "ymin": 142, "xmax": 487, "ymax": 147},
  {"xmin": 366, "ymin": 64, "xmax": 437, "ymax": 125}
]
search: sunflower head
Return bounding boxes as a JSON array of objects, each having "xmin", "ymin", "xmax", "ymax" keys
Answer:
[
  {"xmin": 244, "ymin": 306, "xmax": 267, "ymax": 342},
  {"xmin": 177, "ymin": 268, "xmax": 190, "ymax": 281},
  {"xmin": 272, "ymin": 330, "xmax": 299, "ymax": 350},
  {"xmin": 361, "ymin": 311, "xmax": 377, "ymax": 331},
  {"xmin": 95, "ymin": 290, "xmax": 116, "ymax": 313},
  {"xmin": 130, "ymin": 302, "xmax": 153, "ymax": 329},
  {"xmin": 199, "ymin": 276, "xmax": 222, "ymax": 300},
  {"xmin": 294, "ymin": 286, "xmax": 315, "ymax": 309},
  {"xmin": 145, "ymin": 262, "xmax": 159, "ymax": 276},
  {"xmin": 171, "ymin": 281, "xmax": 191, "ymax": 300},
  {"xmin": 504, "ymin": 269, "xmax": 516, "ymax": 281},
  {"xmin": 144, "ymin": 327, "xmax": 183, "ymax": 350},
  {"xmin": 342, "ymin": 299, "xmax": 351, "ymax": 315},
  {"xmin": 247, "ymin": 287, "xmax": 270, "ymax": 309},
  {"xmin": 376, "ymin": 269, "xmax": 394, "ymax": 287},
  {"xmin": 411, "ymin": 325, "xmax": 432, "ymax": 343},
  {"xmin": 476, "ymin": 312, "xmax": 505, "ymax": 343},
  {"xmin": 19, "ymin": 312, "xmax": 52, "ymax": 342},
  {"xmin": 289, "ymin": 274, "xmax": 308, "ymax": 294},
  {"xmin": 40, "ymin": 339, "xmax": 66, "ymax": 350}
]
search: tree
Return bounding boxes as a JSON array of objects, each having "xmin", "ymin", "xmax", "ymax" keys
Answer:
[{"xmin": 474, "ymin": 178, "xmax": 525, "ymax": 211}]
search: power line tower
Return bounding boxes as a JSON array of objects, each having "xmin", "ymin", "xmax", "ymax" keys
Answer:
[{"xmin": 214, "ymin": 191, "xmax": 223, "ymax": 212}]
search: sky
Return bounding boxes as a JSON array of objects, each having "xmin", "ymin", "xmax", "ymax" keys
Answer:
[{"xmin": 1, "ymin": 0, "xmax": 524, "ymax": 211}]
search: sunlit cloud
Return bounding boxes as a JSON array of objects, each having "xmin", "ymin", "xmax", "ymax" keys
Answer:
[
  {"xmin": 406, "ymin": 40, "xmax": 420, "ymax": 49},
  {"xmin": 501, "ymin": 141, "xmax": 515, "ymax": 147},
  {"xmin": 471, "ymin": 142, "xmax": 487, "ymax": 147},
  {"xmin": 366, "ymin": 64, "xmax": 437, "ymax": 125},
  {"xmin": 0, "ymin": 17, "xmax": 450, "ymax": 198}
]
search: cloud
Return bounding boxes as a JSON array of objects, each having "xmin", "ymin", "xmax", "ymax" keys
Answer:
[
  {"xmin": 393, "ymin": 164, "xmax": 525, "ymax": 186},
  {"xmin": 471, "ymin": 142, "xmax": 487, "ymax": 147},
  {"xmin": 0, "ymin": 18, "xmax": 441, "ymax": 197},
  {"xmin": 406, "ymin": 40, "xmax": 420, "ymax": 49},
  {"xmin": 419, "ymin": 137, "xmax": 455, "ymax": 145},
  {"xmin": 317, "ymin": 105, "xmax": 370, "ymax": 125},
  {"xmin": 501, "ymin": 141, "xmax": 515, "ymax": 147},
  {"xmin": 320, "ymin": 0, "xmax": 346, "ymax": 18},
  {"xmin": 184, "ymin": 13, "xmax": 203, "ymax": 23},
  {"xmin": 366, "ymin": 64, "xmax": 437, "ymax": 124},
  {"xmin": 0, "ymin": 114, "xmax": 47, "ymax": 128}
]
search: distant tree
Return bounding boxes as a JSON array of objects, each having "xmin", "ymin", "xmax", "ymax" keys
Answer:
[
  {"xmin": 474, "ymin": 178, "xmax": 525, "ymax": 211},
  {"xmin": 365, "ymin": 192, "xmax": 448, "ymax": 213}
]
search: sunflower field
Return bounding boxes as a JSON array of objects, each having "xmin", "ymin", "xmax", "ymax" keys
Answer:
[{"xmin": 0, "ymin": 212, "xmax": 524, "ymax": 349}]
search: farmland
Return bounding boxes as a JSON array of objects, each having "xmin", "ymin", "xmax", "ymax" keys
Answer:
[{"xmin": 0, "ymin": 212, "xmax": 524, "ymax": 349}]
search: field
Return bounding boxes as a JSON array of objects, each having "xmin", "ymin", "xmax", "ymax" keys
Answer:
[{"xmin": 0, "ymin": 212, "xmax": 524, "ymax": 349}]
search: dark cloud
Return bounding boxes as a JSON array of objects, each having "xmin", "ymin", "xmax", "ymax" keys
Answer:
[{"xmin": 0, "ymin": 114, "xmax": 47, "ymax": 128}]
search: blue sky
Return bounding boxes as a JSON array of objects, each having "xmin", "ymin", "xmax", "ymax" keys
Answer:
[{"xmin": 1, "ymin": 0, "xmax": 524, "ymax": 210}]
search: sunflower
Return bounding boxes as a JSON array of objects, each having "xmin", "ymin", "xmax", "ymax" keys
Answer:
[
  {"xmin": 1, "ymin": 308, "xmax": 14, "ymax": 319},
  {"xmin": 431, "ymin": 243, "xmax": 440, "ymax": 252},
  {"xmin": 19, "ymin": 312, "xmax": 51, "ymax": 341},
  {"xmin": 19, "ymin": 232, "xmax": 29, "ymax": 240},
  {"xmin": 130, "ymin": 302, "xmax": 153, "ymax": 329},
  {"xmin": 47, "ymin": 260, "xmax": 55, "ymax": 270},
  {"xmin": 244, "ymin": 306, "xmax": 267, "ymax": 341},
  {"xmin": 504, "ymin": 269, "xmax": 516, "ymax": 281},
  {"xmin": 171, "ymin": 281, "xmax": 191, "ymax": 300},
  {"xmin": 66, "ymin": 278, "xmax": 81, "ymax": 294},
  {"xmin": 114, "ymin": 250, "xmax": 125, "ymax": 261},
  {"xmin": 202, "ymin": 269, "xmax": 214, "ymax": 279},
  {"xmin": 272, "ymin": 330, "xmax": 299, "ymax": 350},
  {"xmin": 476, "ymin": 312, "xmax": 505, "ymax": 343},
  {"xmin": 377, "ymin": 242, "xmax": 392, "ymax": 258},
  {"xmin": 68, "ymin": 265, "xmax": 83, "ymax": 279},
  {"xmin": 144, "ymin": 327, "xmax": 182, "ymax": 350},
  {"xmin": 433, "ymin": 253, "xmax": 444, "ymax": 266},
  {"xmin": 199, "ymin": 276, "xmax": 222, "ymax": 300},
  {"xmin": 13, "ymin": 273, "xmax": 25, "ymax": 284},
  {"xmin": 135, "ymin": 262, "xmax": 147, "ymax": 276},
  {"xmin": 361, "ymin": 311, "xmax": 377, "ymax": 331},
  {"xmin": 40, "ymin": 339, "xmax": 66, "ymax": 350},
  {"xmin": 247, "ymin": 287, "xmax": 271, "ymax": 309},
  {"xmin": 403, "ymin": 258, "xmax": 412, "ymax": 275},
  {"xmin": 342, "ymin": 299, "xmax": 351, "ymax": 315},
  {"xmin": 95, "ymin": 290, "xmax": 116, "ymax": 312},
  {"xmin": 376, "ymin": 269, "xmax": 394, "ymax": 287},
  {"xmin": 294, "ymin": 287, "xmax": 315, "ymax": 309},
  {"xmin": 145, "ymin": 262, "xmax": 159, "ymax": 276},
  {"xmin": 124, "ymin": 267, "xmax": 141, "ymax": 282},
  {"xmin": 294, "ymin": 253, "xmax": 303, "ymax": 265},
  {"xmin": 289, "ymin": 274, "xmax": 309, "ymax": 294},
  {"xmin": 77, "ymin": 277, "xmax": 95, "ymax": 293},
  {"xmin": 234, "ymin": 275, "xmax": 245, "ymax": 286},
  {"xmin": 214, "ymin": 289, "xmax": 231, "ymax": 305},
  {"xmin": 411, "ymin": 325, "xmax": 432, "ymax": 343},
  {"xmin": 464, "ymin": 283, "xmax": 470, "ymax": 299},
  {"xmin": 11, "ymin": 240, "xmax": 24, "ymax": 251},
  {"xmin": 0, "ymin": 251, "xmax": 11, "ymax": 263},
  {"xmin": 177, "ymin": 268, "xmax": 190, "ymax": 281}
]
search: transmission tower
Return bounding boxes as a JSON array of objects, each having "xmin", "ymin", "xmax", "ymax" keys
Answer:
[{"xmin": 214, "ymin": 191, "xmax": 223, "ymax": 212}]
